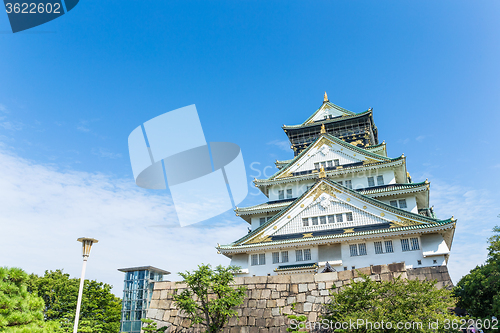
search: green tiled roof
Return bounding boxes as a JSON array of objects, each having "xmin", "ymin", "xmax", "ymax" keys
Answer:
[
  {"xmin": 275, "ymin": 263, "xmax": 318, "ymax": 272},
  {"xmin": 283, "ymin": 109, "xmax": 371, "ymax": 130},
  {"xmin": 221, "ymin": 178, "xmax": 454, "ymax": 248},
  {"xmin": 261, "ymin": 133, "xmax": 399, "ymax": 182},
  {"xmin": 219, "ymin": 220, "xmax": 455, "ymax": 250}
]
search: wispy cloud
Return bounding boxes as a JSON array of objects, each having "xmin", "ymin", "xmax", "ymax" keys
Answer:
[
  {"xmin": 416, "ymin": 135, "xmax": 426, "ymax": 142},
  {"xmin": 267, "ymin": 139, "xmax": 290, "ymax": 152},
  {"xmin": 0, "ymin": 145, "xmax": 246, "ymax": 295},
  {"xmin": 0, "ymin": 116, "xmax": 24, "ymax": 131},
  {"xmin": 430, "ymin": 180, "xmax": 499, "ymax": 284},
  {"xmin": 91, "ymin": 147, "xmax": 122, "ymax": 159},
  {"xmin": 77, "ymin": 123, "xmax": 91, "ymax": 132}
]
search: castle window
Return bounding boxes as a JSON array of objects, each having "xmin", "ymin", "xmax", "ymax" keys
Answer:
[
  {"xmin": 374, "ymin": 241, "xmax": 383, "ymax": 254},
  {"xmin": 346, "ymin": 212, "xmax": 353, "ymax": 221},
  {"xmin": 259, "ymin": 218, "xmax": 266, "ymax": 226},
  {"xmin": 311, "ymin": 217, "xmax": 318, "ymax": 225},
  {"xmin": 259, "ymin": 253, "xmax": 266, "ymax": 265},
  {"xmin": 278, "ymin": 190, "xmax": 284, "ymax": 200},
  {"xmin": 251, "ymin": 254, "xmax": 258, "ymax": 266},
  {"xmin": 336, "ymin": 214, "xmax": 343, "ymax": 223},
  {"xmin": 328, "ymin": 215, "xmax": 335, "ymax": 223},
  {"xmin": 296, "ymin": 250, "xmax": 303, "ymax": 261},
  {"xmin": 303, "ymin": 249, "xmax": 312, "ymax": 261},
  {"xmin": 272, "ymin": 252, "xmax": 279, "ymax": 264},
  {"xmin": 334, "ymin": 159, "xmax": 340, "ymax": 166},
  {"xmin": 327, "ymin": 160, "xmax": 333, "ymax": 168},
  {"xmin": 417, "ymin": 260, "xmax": 422, "ymax": 265},
  {"xmin": 384, "ymin": 240, "xmax": 394, "ymax": 253},
  {"xmin": 314, "ymin": 162, "xmax": 320, "ymax": 170},
  {"xmin": 367, "ymin": 177, "xmax": 375, "ymax": 187},
  {"xmin": 349, "ymin": 243, "xmax": 366, "ymax": 257},
  {"xmin": 320, "ymin": 216, "xmax": 327, "ymax": 224},
  {"xmin": 272, "ymin": 252, "xmax": 280, "ymax": 264},
  {"xmin": 398, "ymin": 199, "xmax": 407, "ymax": 209},
  {"xmin": 401, "ymin": 239, "xmax": 410, "ymax": 252},
  {"xmin": 433, "ymin": 259, "xmax": 437, "ymax": 264},
  {"xmin": 281, "ymin": 251, "xmax": 289, "ymax": 263},
  {"xmin": 401, "ymin": 238, "xmax": 420, "ymax": 252},
  {"xmin": 358, "ymin": 243, "xmax": 367, "ymax": 256},
  {"xmin": 390, "ymin": 200, "xmax": 398, "ymax": 207},
  {"xmin": 286, "ymin": 189, "xmax": 292, "ymax": 199},
  {"xmin": 377, "ymin": 175, "xmax": 384, "ymax": 186},
  {"xmin": 345, "ymin": 180, "xmax": 352, "ymax": 189},
  {"xmin": 302, "ymin": 218, "xmax": 309, "ymax": 227},
  {"xmin": 343, "ymin": 267, "xmax": 347, "ymax": 271},
  {"xmin": 410, "ymin": 237, "xmax": 420, "ymax": 250}
]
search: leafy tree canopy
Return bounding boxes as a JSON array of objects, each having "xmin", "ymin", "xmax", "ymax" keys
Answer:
[
  {"xmin": 0, "ymin": 267, "xmax": 60, "ymax": 333},
  {"xmin": 322, "ymin": 274, "xmax": 457, "ymax": 333},
  {"xmin": 28, "ymin": 269, "xmax": 122, "ymax": 333},
  {"xmin": 173, "ymin": 264, "xmax": 246, "ymax": 333},
  {"xmin": 454, "ymin": 226, "xmax": 500, "ymax": 318}
]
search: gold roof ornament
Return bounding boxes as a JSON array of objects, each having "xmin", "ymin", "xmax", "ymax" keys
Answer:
[
  {"xmin": 320, "ymin": 123, "xmax": 326, "ymax": 134},
  {"xmin": 319, "ymin": 166, "xmax": 326, "ymax": 178},
  {"xmin": 323, "ymin": 92, "xmax": 329, "ymax": 103}
]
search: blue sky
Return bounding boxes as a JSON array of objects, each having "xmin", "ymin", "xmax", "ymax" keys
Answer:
[{"xmin": 0, "ymin": 1, "xmax": 499, "ymax": 294}]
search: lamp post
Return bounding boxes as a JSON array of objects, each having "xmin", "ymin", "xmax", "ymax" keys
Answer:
[{"xmin": 73, "ymin": 237, "xmax": 98, "ymax": 333}]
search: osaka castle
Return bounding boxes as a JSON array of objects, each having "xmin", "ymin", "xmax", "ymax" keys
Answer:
[{"xmin": 216, "ymin": 93, "xmax": 456, "ymax": 276}]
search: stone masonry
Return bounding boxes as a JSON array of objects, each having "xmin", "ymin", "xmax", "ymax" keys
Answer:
[{"xmin": 146, "ymin": 263, "xmax": 453, "ymax": 333}]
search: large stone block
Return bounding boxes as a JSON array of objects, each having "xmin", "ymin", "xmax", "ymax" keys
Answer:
[
  {"xmin": 388, "ymin": 262, "xmax": 405, "ymax": 273},
  {"xmin": 298, "ymin": 284, "xmax": 308, "ymax": 293},
  {"xmin": 353, "ymin": 266, "xmax": 371, "ymax": 277},
  {"xmin": 268, "ymin": 275, "xmax": 291, "ymax": 284},
  {"xmin": 154, "ymin": 281, "xmax": 171, "ymax": 290},
  {"xmin": 152, "ymin": 290, "xmax": 161, "ymax": 300},
  {"xmin": 257, "ymin": 300, "xmax": 267, "ymax": 308},
  {"xmin": 314, "ymin": 272, "xmax": 338, "ymax": 282},
  {"xmin": 261, "ymin": 289, "xmax": 271, "ymax": 299},
  {"xmin": 291, "ymin": 274, "xmax": 315, "ymax": 284},
  {"xmin": 338, "ymin": 269, "xmax": 353, "ymax": 280},
  {"xmin": 276, "ymin": 284, "xmax": 288, "ymax": 291},
  {"xmin": 245, "ymin": 276, "xmax": 268, "ymax": 284}
]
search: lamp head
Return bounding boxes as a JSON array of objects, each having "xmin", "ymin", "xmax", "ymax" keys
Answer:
[{"xmin": 77, "ymin": 237, "xmax": 99, "ymax": 258}]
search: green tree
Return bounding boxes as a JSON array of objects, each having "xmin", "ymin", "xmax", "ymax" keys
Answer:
[
  {"xmin": 0, "ymin": 267, "xmax": 61, "ymax": 333},
  {"xmin": 173, "ymin": 264, "xmax": 246, "ymax": 333},
  {"xmin": 28, "ymin": 270, "xmax": 121, "ymax": 333},
  {"xmin": 454, "ymin": 226, "xmax": 500, "ymax": 318},
  {"xmin": 322, "ymin": 274, "xmax": 457, "ymax": 333}
]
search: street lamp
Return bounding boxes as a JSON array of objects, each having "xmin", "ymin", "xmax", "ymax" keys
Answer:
[{"xmin": 73, "ymin": 237, "xmax": 98, "ymax": 333}]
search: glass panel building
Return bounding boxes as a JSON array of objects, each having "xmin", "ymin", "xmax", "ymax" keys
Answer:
[{"xmin": 118, "ymin": 266, "xmax": 170, "ymax": 333}]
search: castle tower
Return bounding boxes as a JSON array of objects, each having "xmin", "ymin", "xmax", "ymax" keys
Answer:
[{"xmin": 217, "ymin": 94, "xmax": 455, "ymax": 276}]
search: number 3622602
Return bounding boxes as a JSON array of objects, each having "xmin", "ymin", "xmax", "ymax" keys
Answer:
[{"xmin": 5, "ymin": 3, "xmax": 61, "ymax": 14}]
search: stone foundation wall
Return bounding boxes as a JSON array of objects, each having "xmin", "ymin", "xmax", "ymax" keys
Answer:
[{"xmin": 146, "ymin": 263, "xmax": 453, "ymax": 333}]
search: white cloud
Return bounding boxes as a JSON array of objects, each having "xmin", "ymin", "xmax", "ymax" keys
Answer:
[
  {"xmin": 430, "ymin": 180, "xmax": 499, "ymax": 284},
  {"xmin": 0, "ymin": 145, "xmax": 247, "ymax": 296},
  {"xmin": 0, "ymin": 103, "xmax": 7, "ymax": 113},
  {"xmin": 267, "ymin": 139, "xmax": 290, "ymax": 152},
  {"xmin": 91, "ymin": 147, "xmax": 122, "ymax": 159},
  {"xmin": 416, "ymin": 135, "xmax": 426, "ymax": 142}
]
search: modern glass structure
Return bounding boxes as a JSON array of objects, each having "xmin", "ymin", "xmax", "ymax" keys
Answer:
[{"xmin": 118, "ymin": 266, "xmax": 170, "ymax": 333}]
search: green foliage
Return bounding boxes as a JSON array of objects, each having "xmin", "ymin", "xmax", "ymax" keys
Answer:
[
  {"xmin": 173, "ymin": 264, "xmax": 246, "ymax": 333},
  {"xmin": 286, "ymin": 314, "xmax": 307, "ymax": 332},
  {"xmin": 140, "ymin": 318, "xmax": 167, "ymax": 332},
  {"xmin": 322, "ymin": 274, "xmax": 457, "ymax": 333},
  {"xmin": 28, "ymin": 269, "xmax": 121, "ymax": 333},
  {"xmin": 454, "ymin": 226, "xmax": 500, "ymax": 318},
  {"xmin": 0, "ymin": 267, "xmax": 61, "ymax": 333}
]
